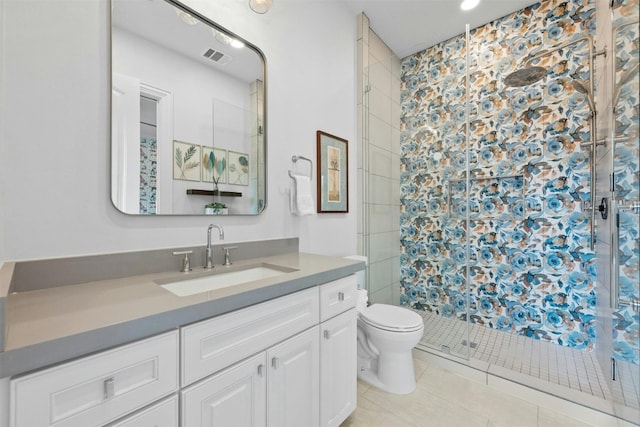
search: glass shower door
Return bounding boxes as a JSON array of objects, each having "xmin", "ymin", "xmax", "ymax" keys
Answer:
[
  {"xmin": 610, "ymin": 9, "xmax": 639, "ymax": 423},
  {"xmin": 399, "ymin": 25, "xmax": 471, "ymax": 361}
]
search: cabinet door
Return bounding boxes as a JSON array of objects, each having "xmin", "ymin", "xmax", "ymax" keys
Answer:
[
  {"xmin": 108, "ymin": 395, "xmax": 178, "ymax": 427},
  {"xmin": 320, "ymin": 309, "xmax": 357, "ymax": 427},
  {"xmin": 267, "ymin": 326, "xmax": 319, "ymax": 427},
  {"xmin": 181, "ymin": 353, "xmax": 267, "ymax": 427}
]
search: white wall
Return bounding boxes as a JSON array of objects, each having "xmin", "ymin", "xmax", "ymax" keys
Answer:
[{"xmin": 0, "ymin": 0, "xmax": 357, "ymax": 261}]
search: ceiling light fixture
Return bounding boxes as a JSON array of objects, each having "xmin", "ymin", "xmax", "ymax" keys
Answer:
[
  {"xmin": 230, "ymin": 39, "xmax": 245, "ymax": 49},
  {"xmin": 214, "ymin": 30, "xmax": 245, "ymax": 49},
  {"xmin": 460, "ymin": 0, "xmax": 480, "ymax": 11},
  {"xmin": 249, "ymin": 0, "xmax": 272, "ymax": 14},
  {"xmin": 176, "ymin": 9, "xmax": 199, "ymax": 25}
]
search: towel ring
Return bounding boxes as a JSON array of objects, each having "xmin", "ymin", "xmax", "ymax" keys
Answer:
[{"xmin": 288, "ymin": 155, "xmax": 313, "ymax": 180}]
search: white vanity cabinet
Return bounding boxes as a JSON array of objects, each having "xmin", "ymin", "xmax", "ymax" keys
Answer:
[
  {"xmin": 266, "ymin": 326, "xmax": 319, "ymax": 427},
  {"xmin": 181, "ymin": 352, "xmax": 267, "ymax": 427},
  {"xmin": 181, "ymin": 326, "xmax": 319, "ymax": 427},
  {"xmin": 180, "ymin": 287, "xmax": 319, "ymax": 387},
  {"xmin": 319, "ymin": 276, "xmax": 358, "ymax": 427},
  {"xmin": 180, "ymin": 286, "xmax": 320, "ymax": 427},
  {"xmin": 180, "ymin": 275, "xmax": 357, "ymax": 427},
  {"xmin": 9, "ymin": 331, "xmax": 179, "ymax": 427},
  {"xmin": 6, "ymin": 273, "xmax": 359, "ymax": 427}
]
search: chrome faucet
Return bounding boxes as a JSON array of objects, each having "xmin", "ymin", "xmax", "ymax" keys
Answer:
[{"xmin": 204, "ymin": 224, "xmax": 224, "ymax": 269}]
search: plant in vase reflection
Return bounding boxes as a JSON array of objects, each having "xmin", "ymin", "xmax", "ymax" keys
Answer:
[{"xmin": 205, "ymin": 202, "xmax": 227, "ymax": 215}]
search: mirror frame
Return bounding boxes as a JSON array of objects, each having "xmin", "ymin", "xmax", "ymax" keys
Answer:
[{"xmin": 110, "ymin": 0, "xmax": 268, "ymax": 215}]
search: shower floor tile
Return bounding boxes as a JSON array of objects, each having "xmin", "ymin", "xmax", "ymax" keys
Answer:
[
  {"xmin": 415, "ymin": 309, "xmax": 640, "ymax": 422},
  {"xmin": 341, "ymin": 351, "xmax": 613, "ymax": 427}
]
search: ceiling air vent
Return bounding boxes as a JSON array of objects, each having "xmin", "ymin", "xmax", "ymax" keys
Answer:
[{"xmin": 203, "ymin": 48, "xmax": 232, "ymax": 65}]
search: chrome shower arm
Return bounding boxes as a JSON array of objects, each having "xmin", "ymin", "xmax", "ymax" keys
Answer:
[
  {"xmin": 523, "ymin": 35, "xmax": 604, "ymax": 68},
  {"xmin": 521, "ymin": 35, "xmax": 605, "ymax": 250}
]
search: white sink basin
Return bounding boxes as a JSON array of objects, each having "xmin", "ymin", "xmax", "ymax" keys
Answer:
[{"xmin": 156, "ymin": 263, "xmax": 297, "ymax": 297}]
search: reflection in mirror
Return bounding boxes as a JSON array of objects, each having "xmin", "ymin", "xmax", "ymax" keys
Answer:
[{"xmin": 111, "ymin": 0, "xmax": 266, "ymax": 215}]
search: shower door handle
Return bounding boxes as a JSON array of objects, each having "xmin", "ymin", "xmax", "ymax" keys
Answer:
[
  {"xmin": 612, "ymin": 202, "xmax": 640, "ymax": 310},
  {"xmin": 618, "ymin": 298, "xmax": 640, "ymax": 314},
  {"xmin": 611, "ymin": 201, "xmax": 620, "ymax": 309}
]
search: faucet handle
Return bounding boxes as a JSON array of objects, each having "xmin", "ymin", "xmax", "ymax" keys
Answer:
[
  {"xmin": 222, "ymin": 246, "xmax": 238, "ymax": 266},
  {"xmin": 172, "ymin": 250, "xmax": 193, "ymax": 273}
]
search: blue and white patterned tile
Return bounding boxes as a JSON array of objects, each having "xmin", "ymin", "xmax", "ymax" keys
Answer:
[{"xmin": 400, "ymin": 0, "xmax": 601, "ymax": 351}]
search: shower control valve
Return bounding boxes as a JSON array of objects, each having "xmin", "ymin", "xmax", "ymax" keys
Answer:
[{"xmin": 598, "ymin": 197, "xmax": 608, "ymax": 220}]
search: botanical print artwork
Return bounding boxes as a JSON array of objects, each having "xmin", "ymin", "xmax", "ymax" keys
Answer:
[
  {"xmin": 328, "ymin": 146, "xmax": 341, "ymax": 202},
  {"xmin": 173, "ymin": 140, "xmax": 200, "ymax": 181},
  {"xmin": 611, "ymin": 0, "xmax": 639, "ymax": 366},
  {"xmin": 317, "ymin": 131, "xmax": 349, "ymax": 213},
  {"xmin": 400, "ymin": 0, "xmax": 599, "ymax": 351},
  {"xmin": 202, "ymin": 147, "xmax": 227, "ymax": 184},
  {"xmin": 227, "ymin": 151, "xmax": 249, "ymax": 185}
]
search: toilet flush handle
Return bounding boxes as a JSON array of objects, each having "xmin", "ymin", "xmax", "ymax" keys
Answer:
[{"xmin": 324, "ymin": 329, "xmax": 331, "ymax": 340}]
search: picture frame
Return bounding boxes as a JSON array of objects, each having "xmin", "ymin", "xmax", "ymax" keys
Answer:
[
  {"xmin": 227, "ymin": 151, "xmax": 250, "ymax": 186},
  {"xmin": 201, "ymin": 147, "xmax": 227, "ymax": 184},
  {"xmin": 173, "ymin": 140, "xmax": 201, "ymax": 181},
  {"xmin": 316, "ymin": 130, "xmax": 348, "ymax": 213}
]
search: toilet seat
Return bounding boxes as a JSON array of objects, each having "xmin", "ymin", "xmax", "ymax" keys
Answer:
[{"xmin": 359, "ymin": 304, "xmax": 423, "ymax": 332}]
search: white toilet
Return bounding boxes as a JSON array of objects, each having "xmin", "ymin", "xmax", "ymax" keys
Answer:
[{"xmin": 347, "ymin": 256, "xmax": 425, "ymax": 395}]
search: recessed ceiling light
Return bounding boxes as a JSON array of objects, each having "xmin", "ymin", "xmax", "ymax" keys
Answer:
[
  {"xmin": 460, "ymin": 0, "xmax": 480, "ymax": 11},
  {"xmin": 249, "ymin": 0, "xmax": 272, "ymax": 14}
]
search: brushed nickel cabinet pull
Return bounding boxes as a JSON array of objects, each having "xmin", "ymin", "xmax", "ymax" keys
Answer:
[{"xmin": 104, "ymin": 377, "xmax": 115, "ymax": 399}]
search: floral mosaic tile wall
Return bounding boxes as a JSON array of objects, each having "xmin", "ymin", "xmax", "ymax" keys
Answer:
[
  {"xmin": 611, "ymin": 0, "xmax": 639, "ymax": 365},
  {"xmin": 400, "ymin": 0, "xmax": 600, "ymax": 350},
  {"xmin": 140, "ymin": 137, "xmax": 157, "ymax": 215}
]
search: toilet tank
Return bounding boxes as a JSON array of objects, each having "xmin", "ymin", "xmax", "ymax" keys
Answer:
[{"xmin": 344, "ymin": 255, "xmax": 368, "ymax": 289}]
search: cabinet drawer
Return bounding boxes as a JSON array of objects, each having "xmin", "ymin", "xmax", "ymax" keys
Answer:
[
  {"xmin": 319, "ymin": 275, "xmax": 357, "ymax": 322},
  {"xmin": 108, "ymin": 395, "xmax": 178, "ymax": 427},
  {"xmin": 10, "ymin": 331, "xmax": 178, "ymax": 427},
  {"xmin": 181, "ymin": 286, "xmax": 319, "ymax": 386}
]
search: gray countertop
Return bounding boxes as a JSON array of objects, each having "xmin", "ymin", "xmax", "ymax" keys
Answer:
[{"xmin": 0, "ymin": 252, "xmax": 364, "ymax": 378}]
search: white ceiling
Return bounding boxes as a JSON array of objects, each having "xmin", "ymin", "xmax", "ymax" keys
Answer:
[
  {"xmin": 340, "ymin": 0, "xmax": 540, "ymax": 58},
  {"xmin": 113, "ymin": 0, "xmax": 541, "ymax": 81}
]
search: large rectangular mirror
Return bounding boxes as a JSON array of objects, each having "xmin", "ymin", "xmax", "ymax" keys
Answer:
[{"xmin": 111, "ymin": 0, "xmax": 266, "ymax": 215}]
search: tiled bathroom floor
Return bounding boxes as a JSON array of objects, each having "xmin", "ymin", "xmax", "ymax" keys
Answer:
[
  {"xmin": 415, "ymin": 310, "xmax": 640, "ymax": 422},
  {"xmin": 340, "ymin": 354, "xmax": 596, "ymax": 427}
]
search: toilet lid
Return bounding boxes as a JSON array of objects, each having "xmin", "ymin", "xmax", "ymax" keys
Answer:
[{"xmin": 360, "ymin": 304, "xmax": 424, "ymax": 332}]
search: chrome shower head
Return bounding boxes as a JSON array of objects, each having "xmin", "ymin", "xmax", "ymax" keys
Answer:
[
  {"xmin": 572, "ymin": 79, "xmax": 589, "ymax": 94},
  {"xmin": 504, "ymin": 66, "xmax": 547, "ymax": 87},
  {"xmin": 572, "ymin": 79, "xmax": 596, "ymax": 113}
]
